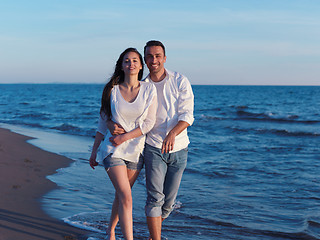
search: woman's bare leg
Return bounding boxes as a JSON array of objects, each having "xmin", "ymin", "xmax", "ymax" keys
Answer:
[
  {"xmin": 106, "ymin": 166, "xmax": 141, "ymax": 240},
  {"xmin": 106, "ymin": 195, "xmax": 119, "ymax": 240},
  {"xmin": 107, "ymin": 165, "xmax": 133, "ymax": 240}
]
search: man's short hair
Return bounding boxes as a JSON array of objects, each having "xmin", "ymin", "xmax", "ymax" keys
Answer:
[{"xmin": 144, "ymin": 40, "xmax": 166, "ymax": 56}]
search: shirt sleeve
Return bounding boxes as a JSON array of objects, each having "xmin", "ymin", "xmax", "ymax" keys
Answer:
[
  {"xmin": 177, "ymin": 77, "xmax": 194, "ymax": 126},
  {"xmin": 139, "ymin": 85, "xmax": 157, "ymax": 135},
  {"xmin": 97, "ymin": 112, "xmax": 108, "ymax": 136}
]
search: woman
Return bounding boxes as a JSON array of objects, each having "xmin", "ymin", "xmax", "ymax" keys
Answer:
[{"xmin": 89, "ymin": 48, "xmax": 157, "ymax": 240}]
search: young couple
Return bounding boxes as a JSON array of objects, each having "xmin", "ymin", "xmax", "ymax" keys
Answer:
[{"xmin": 89, "ymin": 40, "xmax": 194, "ymax": 240}]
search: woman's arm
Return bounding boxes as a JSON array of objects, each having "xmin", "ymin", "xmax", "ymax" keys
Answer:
[{"xmin": 89, "ymin": 131, "xmax": 104, "ymax": 169}]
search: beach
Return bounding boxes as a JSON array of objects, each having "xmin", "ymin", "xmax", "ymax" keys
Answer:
[
  {"xmin": 0, "ymin": 84, "xmax": 320, "ymax": 239},
  {"xmin": 0, "ymin": 128, "xmax": 90, "ymax": 240}
]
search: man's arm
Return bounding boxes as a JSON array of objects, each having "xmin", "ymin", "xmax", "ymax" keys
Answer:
[
  {"xmin": 161, "ymin": 121, "xmax": 190, "ymax": 153},
  {"xmin": 107, "ymin": 119, "xmax": 126, "ymax": 136},
  {"xmin": 161, "ymin": 75, "xmax": 194, "ymax": 154},
  {"xmin": 109, "ymin": 127, "xmax": 143, "ymax": 147},
  {"xmin": 109, "ymin": 93, "xmax": 157, "ymax": 147}
]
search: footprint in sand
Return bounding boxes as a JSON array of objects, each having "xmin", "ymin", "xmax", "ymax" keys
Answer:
[{"xmin": 63, "ymin": 235, "xmax": 77, "ymax": 240}]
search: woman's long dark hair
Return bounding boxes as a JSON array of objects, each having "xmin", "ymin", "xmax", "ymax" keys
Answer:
[{"xmin": 100, "ymin": 48, "xmax": 144, "ymax": 119}]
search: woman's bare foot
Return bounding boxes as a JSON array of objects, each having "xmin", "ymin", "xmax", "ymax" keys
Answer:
[{"xmin": 106, "ymin": 230, "xmax": 116, "ymax": 240}]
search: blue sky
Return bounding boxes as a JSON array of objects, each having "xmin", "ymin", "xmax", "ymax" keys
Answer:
[{"xmin": 0, "ymin": 0, "xmax": 319, "ymax": 85}]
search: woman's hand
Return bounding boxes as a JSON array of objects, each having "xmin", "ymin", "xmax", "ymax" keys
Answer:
[
  {"xmin": 109, "ymin": 134, "xmax": 128, "ymax": 147},
  {"xmin": 89, "ymin": 153, "xmax": 99, "ymax": 169}
]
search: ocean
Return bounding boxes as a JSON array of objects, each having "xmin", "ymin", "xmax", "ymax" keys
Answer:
[{"xmin": 0, "ymin": 84, "xmax": 319, "ymax": 240}]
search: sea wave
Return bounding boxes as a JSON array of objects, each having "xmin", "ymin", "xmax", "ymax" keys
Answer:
[
  {"xmin": 50, "ymin": 123, "xmax": 82, "ymax": 133},
  {"xmin": 199, "ymin": 111, "xmax": 320, "ymax": 125},
  {"xmin": 19, "ymin": 113, "xmax": 50, "ymax": 120},
  {"xmin": 229, "ymin": 126, "xmax": 320, "ymax": 137},
  {"xmin": 185, "ymin": 167, "xmax": 234, "ymax": 179},
  {"xmin": 254, "ymin": 128, "xmax": 320, "ymax": 137},
  {"xmin": 236, "ymin": 110, "xmax": 319, "ymax": 124},
  {"xmin": 199, "ymin": 114, "xmax": 224, "ymax": 121},
  {"xmin": 63, "ymin": 212, "xmax": 106, "ymax": 234},
  {"xmin": 56, "ymin": 196, "xmax": 320, "ymax": 240},
  {"xmin": 2, "ymin": 120, "xmax": 44, "ymax": 129},
  {"xmin": 19, "ymin": 102, "xmax": 30, "ymax": 105},
  {"xmin": 182, "ymin": 212, "xmax": 320, "ymax": 240},
  {"xmin": 270, "ymin": 129, "xmax": 320, "ymax": 137}
]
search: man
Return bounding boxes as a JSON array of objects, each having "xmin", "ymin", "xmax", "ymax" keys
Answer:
[{"xmin": 143, "ymin": 40, "xmax": 194, "ymax": 240}]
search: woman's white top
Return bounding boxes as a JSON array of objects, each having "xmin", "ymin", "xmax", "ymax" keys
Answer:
[{"xmin": 96, "ymin": 81, "xmax": 157, "ymax": 163}]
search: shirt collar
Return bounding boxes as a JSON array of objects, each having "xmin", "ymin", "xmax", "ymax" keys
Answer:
[{"xmin": 146, "ymin": 69, "xmax": 168, "ymax": 83}]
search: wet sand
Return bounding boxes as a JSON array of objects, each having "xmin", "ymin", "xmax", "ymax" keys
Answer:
[{"xmin": 0, "ymin": 128, "xmax": 90, "ymax": 240}]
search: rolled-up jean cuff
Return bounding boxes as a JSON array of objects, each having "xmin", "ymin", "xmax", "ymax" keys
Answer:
[
  {"xmin": 145, "ymin": 206, "xmax": 162, "ymax": 218},
  {"xmin": 161, "ymin": 211, "xmax": 171, "ymax": 219}
]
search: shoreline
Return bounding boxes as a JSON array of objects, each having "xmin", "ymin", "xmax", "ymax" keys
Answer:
[{"xmin": 0, "ymin": 128, "xmax": 90, "ymax": 240}]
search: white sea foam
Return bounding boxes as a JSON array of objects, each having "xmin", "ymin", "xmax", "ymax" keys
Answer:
[
  {"xmin": 63, "ymin": 211, "xmax": 107, "ymax": 233},
  {"xmin": 174, "ymin": 200, "xmax": 183, "ymax": 210}
]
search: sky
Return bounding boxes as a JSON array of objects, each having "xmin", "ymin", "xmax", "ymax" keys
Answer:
[{"xmin": 0, "ymin": 0, "xmax": 319, "ymax": 85}]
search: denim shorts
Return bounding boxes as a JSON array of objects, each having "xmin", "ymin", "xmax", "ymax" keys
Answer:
[{"xmin": 103, "ymin": 154, "xmax": 144, "ymax": 171}]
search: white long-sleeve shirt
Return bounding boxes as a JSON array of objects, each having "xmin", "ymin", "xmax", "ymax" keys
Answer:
[
  {"xmin": 144, "ymin": 69, "xmax": 194, "ymax": 152},
  {"xmin": 96, "ymin": 81, "xmax": 157, "ymax": 162}
]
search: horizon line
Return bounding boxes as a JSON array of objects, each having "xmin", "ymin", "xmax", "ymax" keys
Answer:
[{"xmin": 0, "ymin": 82, "xmax": 320, "ymax": 87}]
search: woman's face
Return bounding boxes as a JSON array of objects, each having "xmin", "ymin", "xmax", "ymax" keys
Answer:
[{"xmin": 122, "ymin": 52, "xmax": 142, "ymax": 76}]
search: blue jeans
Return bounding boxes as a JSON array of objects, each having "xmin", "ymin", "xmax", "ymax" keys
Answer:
[{"xmin": 144, "ymin": 143, "xmax": 188, "ymax": 218}]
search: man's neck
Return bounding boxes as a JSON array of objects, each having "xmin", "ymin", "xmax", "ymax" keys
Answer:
[{"xmin": 149, "ymin": 69, "xmax": 166, "ymax": 83}]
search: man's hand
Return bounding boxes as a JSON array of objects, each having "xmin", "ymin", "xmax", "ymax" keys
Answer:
[
  {"xmin": 161, "ymin": 121, "xmax": 190, "ymax": 154},
  {"xmin": 162, "ymin": 131, "xmax": 176, "ymax": 154},
  {"xmin": 107, "ymin": 120, "xmax": 126, "ymax": 136}
]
